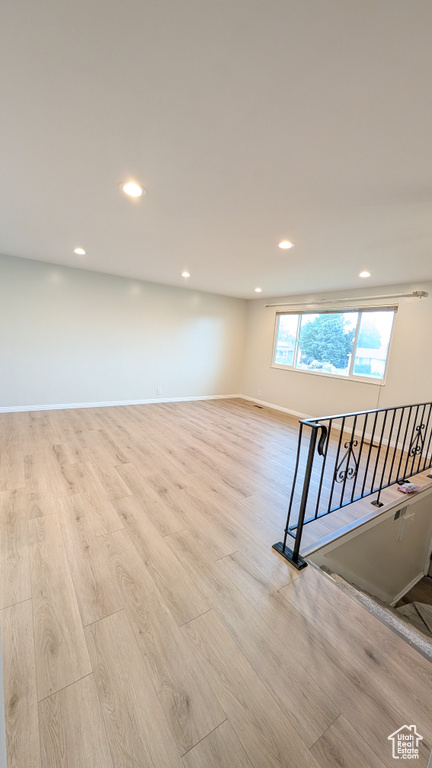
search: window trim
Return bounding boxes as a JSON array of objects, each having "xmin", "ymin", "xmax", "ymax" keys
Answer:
[{"xmin": 270, "ymin": 306, "xmax": 396, "ymax": 386}]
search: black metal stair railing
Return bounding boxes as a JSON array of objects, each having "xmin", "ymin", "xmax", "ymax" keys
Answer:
[{"xmin": 273, "ymin": 401, "xmax": 432, "ymax": 569}]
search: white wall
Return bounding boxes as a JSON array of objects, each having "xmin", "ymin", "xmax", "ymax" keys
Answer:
[
  {"xmin": 2, "ymin": 253, "xmax": 431, "ymax": 415},
  {"xmin": 310, "ymin": 492, "xmax": 432, "ymax": 604},
  {"xmin": 241, "ymin": 281, "xmax": 432, "ymax": 417},
  {"xmin": 0, "ymin": 254, "xmax": 246, "ymax": 408}
]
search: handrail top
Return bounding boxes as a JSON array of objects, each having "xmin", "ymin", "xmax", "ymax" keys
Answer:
[{"xmin": 301, "ymin": 400, "xmax": 432, "ymax": 426}]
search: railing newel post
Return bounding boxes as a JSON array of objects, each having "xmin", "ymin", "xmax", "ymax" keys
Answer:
[{"xmin": 273, "ymin": 423, "xmax": 324, "ymax": 570}]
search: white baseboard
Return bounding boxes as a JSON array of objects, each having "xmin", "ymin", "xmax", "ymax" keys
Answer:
[
  {"xmin": 0, "ymin": 391, "xmax": 308, "ymax": 420},
  {"xmin": 0, "ymin": 394, "xmax": 241, "ymax": 414},
  {"xmin": 239, "ymin": 395, "xmax": 310, "ymax": 421},
  {"xmin": 0, "ymin": 393, "xmax": 304, "ymax": 417}
]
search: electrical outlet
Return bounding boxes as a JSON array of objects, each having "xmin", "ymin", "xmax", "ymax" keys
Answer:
[
  {"xmin": 257, "ymin": 388, "xmax": 261, "ymax": 395},
  {"xmin": 394, "ymin": 506, "xmax": 407, "ymax": 520},
  {"xmin": 157, "ymin": 386, "xmax": 162, "ymax": 395}
]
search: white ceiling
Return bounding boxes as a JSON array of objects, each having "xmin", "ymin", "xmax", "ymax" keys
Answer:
[{"xmin": 1, "ymin": 1, "xmax": 432, "ymax": 299}]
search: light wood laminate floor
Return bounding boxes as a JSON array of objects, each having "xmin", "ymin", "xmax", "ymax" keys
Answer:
[{"xmin": 0, "ymin": 398, "xmax": 431, "ymax": 767}]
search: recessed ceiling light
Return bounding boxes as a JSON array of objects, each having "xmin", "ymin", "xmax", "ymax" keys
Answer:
[
  {"xmin": 254, "ymin": 287, "xmax": 262, "ymax": 293},
  {"xmin": 359, "ymin": 270, "xmax": 371, "ymax": 278},
  {"xmin": 278, "ymin": 240, "xmax": 295, "ymax": 250},
  {"xmin": 121, "ymin": 181, "xmax": 145, "ymax": 198},
  {"xmin": 181, "ymin": 271, "xmax": 190, "ymax": 278},
  {"xmin": 74, "ymin": 247, "xmax": 85, "ymax": 255}
]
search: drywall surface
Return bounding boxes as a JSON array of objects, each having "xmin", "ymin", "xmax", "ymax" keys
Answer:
[
  {"xmin": 311, "ymin": 493, "xmax": 432, "ymax": 604},
  {"xmin": 0, "ymin": 254, "xmax": 246, "ymax": 408},
  {"xmin": 241, "ymin": 281, "xmax": 432, "ymax": 417}
]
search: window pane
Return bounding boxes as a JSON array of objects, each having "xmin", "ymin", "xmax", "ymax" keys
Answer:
[
  {"xmin": 295, "ymin": 312, "xmax": 358, "ymax": 376},
  {"xmin": 353, "ymin": 310, "xmax": 394, "ymax": 379},
  {"xmin": 274, "ymin": 314, "xmax": 298, "ymax": 366}
]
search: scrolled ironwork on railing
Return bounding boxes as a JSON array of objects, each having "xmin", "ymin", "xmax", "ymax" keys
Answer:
[
  {"xmin": 273, "ymin": 400, "xmax": 432, "ymax": 569},
  {"xmin": 335, "ymin": 439, "xmax": 359, "ymax": 483},
  {"xmin": 409, "ymin": 424, "xmax": 425, "ymax": 456}
]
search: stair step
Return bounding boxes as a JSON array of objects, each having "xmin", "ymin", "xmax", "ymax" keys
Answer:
[
  {"xmin": 395, "ymin": 603, "xmax": 432, "ymax": 638},
  {"xmin": 413, "ymin": 602, "xmax": 432, "ymax": 634}
]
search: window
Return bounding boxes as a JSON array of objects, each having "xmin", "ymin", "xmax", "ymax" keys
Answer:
[{"xmin": 272, "ymin": 308, "xmax": 395, "ymax": 381}]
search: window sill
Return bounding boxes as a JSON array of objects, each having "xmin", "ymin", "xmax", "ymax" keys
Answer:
[{"xmin": 270, "ymin": 363, "xmax": 386, "ymax": 386}]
